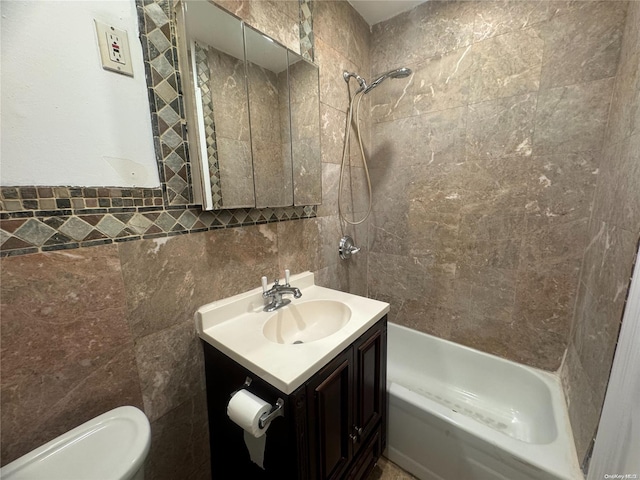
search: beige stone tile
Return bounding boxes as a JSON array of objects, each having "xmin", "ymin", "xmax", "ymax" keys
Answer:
[
  {"xmin": 575, "ymin": 223, "xmax": 636, "ymax": 404},
  {"xmin": 135, "ymin": 320, "xmax": 206, "ymax": 422},
  {"xmin": 533, "ymin": 77, "xmax": 614, "ymax": 156},
  {"xmin": 522, "ymin": 216, "xmax": 589, "ymax": 265},
  {"xmin": 472, "ymin": 0, "xmax": 573, "ymax": 42},
  {"xmin": 316, "ymin": 38, "xmax": 357, "ymax": 113},
  {"xmin": 118, "ymin": 232, "xmax": 210, "ymax": 339},
  {"xmin": 320, "ymin": 103, "xmax": 348, "ymax": 165},
  {"xmin": 457, "ymin": 212, "xmax": 526, "ymax": 270},
  {"xmin": 370, "ymin": 47, "xmax": 472, "ymax": 122},
  {"xmin": 449, "ymin": 156, "xmax": 531, "ymax": 216},
  {"xmin": 203, "ymin": 224, "xmax": 280, "ymax": 297},
  {"xmin": 514, "ymin": 263, "xmax": 580, "ymax": 338},
  {"xmin": 593, "ymin": 134, "xmax": 640, "ymax": 233},
  {"xmin": 469, "ymin": 27, "xmax": 543, "ymax": 103},
  {"xmin": 0, "ymin": 246, "xmax": 130, "ymax": 387},
  {"xmin": 537, "ymin": 0, "xmax": 627, "ymax": 89},
  {"xmin": 449, "ymin": 306, "xmax": 567, "ymax": 370},
  {"xmin": 347, "ymin": 5, "xmax": 371, "ymax": 73},
  {"xmin": 277, "ymin": 218, "xmax": 321, "ymax": 274},
  {"xmin": 145, "ymin": 392, "xmax": 210, "ymax": 480},
  {"xmin": 466, "ymin": 93, "xmax": 536, "ymax": 160},
  {"xmin": 369, "ymin": 207, "xmax": 409, "ymax": 256},
  {"xmin": 313, "ymin": 0, "xmax": 351, "ymax": 58},
  {"xmin": 525, "ymin": 151, "xmax": 599, "ymax": 224},
  {"xmin": 455, "ymin": 265, "xmax": 517, "ymax": 325},
  {"xmin": 371, "ymin": 1, "xmax": 476, "ymax": 75},
  {"xmin": 560, "ymin": 344, "xmax": 600, "ymax": 461},
  {"xmin": 368, "ymin": 252, "xmax": 428, "ymax": 301},
  {"xmin": 371, "ymin": 106, "xmax": 467, "ymax": 166},
  {"xmin": 317, "ymin": 162, "xmax": 341, "ymax": 217}
]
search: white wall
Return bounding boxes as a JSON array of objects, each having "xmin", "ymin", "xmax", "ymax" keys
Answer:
[{"xmin": 0, "ymin": 0, "xmax": 160, "ymax": 187}]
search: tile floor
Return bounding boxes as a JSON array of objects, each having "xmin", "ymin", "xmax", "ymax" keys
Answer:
[{"xmin": 368, "ymin": 456, "xmax": 417, "ymax": 480}]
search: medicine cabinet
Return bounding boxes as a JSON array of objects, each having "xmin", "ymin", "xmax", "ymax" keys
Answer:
[{"xmin": 175, "ymin": 0, "xmax": 321, "ymax": 210}]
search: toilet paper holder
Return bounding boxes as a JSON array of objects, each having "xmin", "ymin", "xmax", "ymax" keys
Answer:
[
  {"xmin": 232, "ymin": 377, "xmax": 285, "ymax": 429},
  {"xmin": 259, "ymin": 398, "xmax": 284, "ymax": 429}
]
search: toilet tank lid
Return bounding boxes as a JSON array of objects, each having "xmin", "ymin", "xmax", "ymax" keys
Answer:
[{"xmin": 1, "ymin": 406, "xmax": 151, "ymax": 480}]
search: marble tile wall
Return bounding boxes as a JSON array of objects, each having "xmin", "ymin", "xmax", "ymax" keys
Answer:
[
  {"xmin": 561, "ymin": 0, "xmax": 640, "ymax": 463},
  {"xmin": 368, "ymin": 0, "xmax": 628, "ymax": 372},
  {"xmin": 0, "ymin": 1, "xmax": 371, "ymax": 478}
]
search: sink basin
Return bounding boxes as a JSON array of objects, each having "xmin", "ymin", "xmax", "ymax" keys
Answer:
[
  {"xmin": 195, "ymin": 271, "xmax": 390, "ymax": 393},
  {"xmin": 263, "ymin": 300, "xmax": 352, "ymax": 344}
]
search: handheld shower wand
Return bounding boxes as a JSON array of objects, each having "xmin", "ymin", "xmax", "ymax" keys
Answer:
[{"xmin": 339, "ymin": 67, "xmax": 412, "ymax": 226}]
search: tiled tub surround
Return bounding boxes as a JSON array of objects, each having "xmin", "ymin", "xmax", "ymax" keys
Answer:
[
  {"xmin": 1, "ymin": 1, "xmax": 372, "ymax": 478},
  {"xmin": 561, "ymin": 0, "xmax": 640, "ymax": 462},
  {"xmin": 367, "ymin": 0, "xmax": 629, "ymax": 373}
]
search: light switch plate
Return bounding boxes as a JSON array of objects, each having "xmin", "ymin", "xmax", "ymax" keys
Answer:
[{"xmin": 94, "ymin": 20, "xmax": 134, "ymax": 77}]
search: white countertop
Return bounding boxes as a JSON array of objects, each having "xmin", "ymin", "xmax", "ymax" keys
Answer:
[{"xmin": 195, "ymin": 272, "xmax": 390, "ymax": 394}]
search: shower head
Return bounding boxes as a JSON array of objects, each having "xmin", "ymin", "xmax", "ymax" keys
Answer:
[
  {"xmin": 343, "ymin": 67, "xmax": 412, "ymax": 94},
  {"xmin": 363, "ymin": 67, "xmax": 412, "ymax": 94}
]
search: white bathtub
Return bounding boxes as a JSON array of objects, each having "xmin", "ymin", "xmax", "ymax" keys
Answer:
[{"xmin": 386, "ymin": 323, "xmax": 582, "ymax": 480}]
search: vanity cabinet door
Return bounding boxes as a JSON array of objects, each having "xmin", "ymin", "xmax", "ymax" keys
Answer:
[
  {"xmin": 352, "ymin": 320, "xmax": 387, "ymax": 454},
  {"xmin": 306, "ymin": 348, "xmax": 354, "ymax": 480}
]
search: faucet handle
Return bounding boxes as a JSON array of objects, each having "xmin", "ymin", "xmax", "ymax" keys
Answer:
[{"xmin": 284, "ymin": 269, "xmax": 290, "ymax": 286}]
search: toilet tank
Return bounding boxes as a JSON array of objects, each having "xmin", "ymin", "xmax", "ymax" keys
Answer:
[{"xmin": 1, "ymin": 406, "xmax": 151, "ymax": 480}]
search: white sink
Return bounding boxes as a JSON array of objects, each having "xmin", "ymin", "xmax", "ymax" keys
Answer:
[
  {"xmin": 195, "ymin": 272, "xmax": 389, "ymax": 394},
  {"xmin": 263, "ymin": 300, "xmax": 352, "ymax": 344}
]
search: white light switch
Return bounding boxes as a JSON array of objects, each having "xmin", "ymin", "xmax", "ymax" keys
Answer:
[{"xmin": 94, "ymin": 20, "xmax": 134, "ymax": 77}]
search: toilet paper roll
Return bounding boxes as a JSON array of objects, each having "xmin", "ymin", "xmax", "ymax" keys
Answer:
[
  {"xmin": 227, "ymin": 390, "xmax": 272, "ymax": 438},
  {"xmin": 244, "ymin": 431, "xmax": 267, "ymax": 469},
  {"xmin": 227, "ymin": 390, "xmax": 272, "ymax": 469}
]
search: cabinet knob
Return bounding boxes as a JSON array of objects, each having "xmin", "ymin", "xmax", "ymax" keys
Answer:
[
  {"xmin": 349, "ymin": 433, "xmax": 358, "ymax": 444},
  {"xmin": 353, "ymin": 426, "xmax": 363, "ymax": 436}
]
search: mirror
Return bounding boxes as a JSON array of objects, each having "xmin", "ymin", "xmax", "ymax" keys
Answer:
[
  {"xmin": 245, "ymin": 26, "xmax": 292, "ymax": 208},
  {"xmin": 179, "ymin": 1, "xmax": 253, "ymax": 209},
  {"xmin": 176, "ymin": 0, "xmax": 322, "ymax": 210},
  {"xmin": 288, "ymin": 51, "xmax": 321, "ymax": 205}
]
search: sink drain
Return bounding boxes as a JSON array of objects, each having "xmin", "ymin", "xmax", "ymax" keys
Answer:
[{"xmin": 293, "ymin": 340, "xmax": 304, "ymax": 345}]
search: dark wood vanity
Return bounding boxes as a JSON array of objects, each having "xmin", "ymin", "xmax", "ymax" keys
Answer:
[{"xmin": 202, "ymin": 316, "xmax": 387, "ymax": 479}]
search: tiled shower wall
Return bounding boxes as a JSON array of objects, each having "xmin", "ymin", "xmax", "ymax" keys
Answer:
[
  {"xmin": 561, "ymin": 0, "xmax": 640, "ymax": 462},
  {"xmin": 367, "ymin": 0, "xmax": 628, "ymax": 371},
  {"xmin": 0, "ymin": 1, "xmax": 371, "ymax": 478}
]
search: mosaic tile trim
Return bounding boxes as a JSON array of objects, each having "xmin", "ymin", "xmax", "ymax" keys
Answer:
[
  {"xmin": 137, "ymin": 0, "xmax": 193, "ymax": 206},
  {"xmin": 194, "ymin": 42, "xmax": 223, "ymax": 209},
  {"xmin": 0, "ymin": 202, "xmax": 316, "ymax": 257},
  {"xmin": 0, "ymin": 186, "xmax": 164, "ymax": 213},
  {"xmin": 299, "ymin": 0, "xmax": 315, "ymax": 62}
]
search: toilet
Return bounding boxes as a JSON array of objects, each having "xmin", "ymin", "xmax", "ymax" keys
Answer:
[{"xmin": 0, "ymin": 406, "xmax": 151, "ymax": 480}]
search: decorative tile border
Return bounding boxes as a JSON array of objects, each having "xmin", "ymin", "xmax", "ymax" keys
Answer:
[
  {"xmin": 0, "ymin": 186, "xmax": 164, "ymax": 213},
  {"xmin": 299, "ymin": 0, "xmax": 315, "ymax": 61},
  {"xmin": 0, "ymin": 0, "xmax": 318, "ymax": 257},
  {"xmin": 137, "ymin": 0, "xmax": 192, "ymax": 206},
  {"xmin": 0, "ymin": 192, "xmax": 316, "ymax": 257}
]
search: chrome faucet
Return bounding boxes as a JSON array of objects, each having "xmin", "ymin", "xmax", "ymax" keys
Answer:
[{"xmin": 261, "ymin": 269, "xmax": 302, "ymax": 312}]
